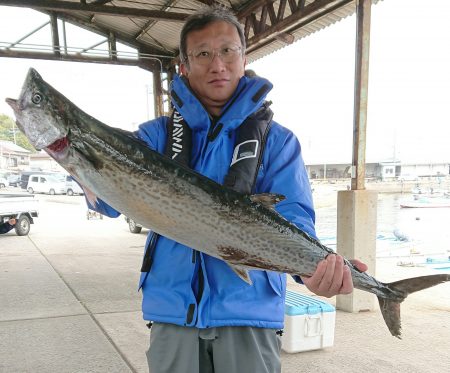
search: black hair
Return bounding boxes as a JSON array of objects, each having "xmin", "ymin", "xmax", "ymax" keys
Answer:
[{"xmin": 179, "ymin": 5, "xmax": 246, "ymax": 66}]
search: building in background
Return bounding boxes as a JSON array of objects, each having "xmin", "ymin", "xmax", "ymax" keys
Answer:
[
  {"xmin": 29, "ymin": 150, "xmax": 64, "ymax": 173},
  {"xmin": 306, "ymin": 160, "xmax": 450, "ymax": 181},
  {"xmin": 0, "ymin": 140, "xmax": 31, "ymax": 170}
]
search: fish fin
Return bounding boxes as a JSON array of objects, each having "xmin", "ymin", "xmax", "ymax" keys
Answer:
[
  {"xmin": 377, "ymin": 297, "xmax": 402, "ymax": 339},
  {"xmin": 228, "ymin": 264, "xmax": 253, "ymax": 285},
  {"xmin": 249, "ymin": 193, "xmax": 285, "ymax": 208},
  {"xmin": 379, "ymin": 274, "xmax": 450, "ymax": 338}
]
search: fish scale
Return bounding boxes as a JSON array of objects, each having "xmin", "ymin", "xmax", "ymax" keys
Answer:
[{"xmin": 6, "ymin": 68, "xmax": 450, "ymax": 339}]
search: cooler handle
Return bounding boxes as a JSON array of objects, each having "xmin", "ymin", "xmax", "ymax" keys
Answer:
[{"xmin": 304, "ymin": 314, "xmax": 323, "ymax": 337}]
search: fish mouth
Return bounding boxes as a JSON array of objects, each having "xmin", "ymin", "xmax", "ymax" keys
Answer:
[
  {"xmin": 46, "ymin": 136, "xmax": 69, "ymax": 154},
  {"xmin": 5, "ymin": 97, "xmax": 19, "ymax": 111}
]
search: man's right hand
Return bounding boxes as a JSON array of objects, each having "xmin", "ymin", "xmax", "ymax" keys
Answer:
[{"xmin": 300, "ymin": 255, "xmax": 368, "ymax": 298}]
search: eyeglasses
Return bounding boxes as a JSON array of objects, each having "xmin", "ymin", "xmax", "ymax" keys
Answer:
[{"xmin": 187, "ymin": 45, "xmax": 243, "ymax": 65}]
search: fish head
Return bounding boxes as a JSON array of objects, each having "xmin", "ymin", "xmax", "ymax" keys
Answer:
[{"xmin": 6, "ymin": 68, "xmax": 69, "ymax": 151}]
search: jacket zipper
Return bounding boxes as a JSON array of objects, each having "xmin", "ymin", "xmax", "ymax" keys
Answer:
[{"xmin": 186, "ymin": 250, "xmax": 205, "ymax": 325}]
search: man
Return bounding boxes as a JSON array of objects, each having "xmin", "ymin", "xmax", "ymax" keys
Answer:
[
  {"xmin": 87, "ymin": 6, "xmax": 367, "ymax": 373},
  {"xmin": 0, "ymin": 218, "xmax": 16, "ymax": 234}
]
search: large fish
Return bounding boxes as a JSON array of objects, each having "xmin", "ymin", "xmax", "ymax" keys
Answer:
[{"xmin": 6, "ymin": 68, "xmax": 449, "ymax": 338}]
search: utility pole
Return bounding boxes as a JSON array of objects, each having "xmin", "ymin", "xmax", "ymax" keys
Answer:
[
  {"xmin": 0, "ymin": 143, "xmax": 3, "ymax": 169},
  {"xmin": 12, "ymin": 121, "xmax": 17, "ymax": 144}
]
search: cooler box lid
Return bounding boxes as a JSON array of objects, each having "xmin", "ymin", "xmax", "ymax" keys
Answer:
[{"xmin": 285, "ymin": 290, "xmax": 335, "ymax": 316}]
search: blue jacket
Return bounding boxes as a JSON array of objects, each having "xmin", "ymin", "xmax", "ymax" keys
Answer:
[{"xmin": 91, "ymin": 74, "xmax": 316, "ymax": 329}]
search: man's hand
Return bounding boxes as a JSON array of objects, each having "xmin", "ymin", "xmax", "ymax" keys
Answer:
[{"xmin": 300, "ymin": 255, "xmax": 368, "ymax": 298}]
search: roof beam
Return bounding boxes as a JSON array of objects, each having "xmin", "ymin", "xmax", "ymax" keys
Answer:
[
  {"xmin": 90, "ymin": 0, "xmax": 113, "ymax": 4},
  {"xmin": 237, "ymin": 0, "xmax": 275, "ymax": 19},
  {"xmin": 240, "ymin": 0, "xmax": 353, "ymax": 53},
  {"xmin": 39, "ymin": 10, "xmax": 176, "ymax": 59},
  {"xmin": 49, "ymin": 11, "xmax": 61, "ymax": 56},
  {"xmin": 0, "ymin": 7, "xmax": 175, "ymax": 71},
  {"xmin": 193, "ymin": 0, "xmax": 217, "ymax": 5},
  {"xmin": 0, "ymin": 48, "xmax": 161, "ymax": 71},
  {"xmin": 133, "ymin": 0, "xmax": 178, "ymax": 50},
  {"xmin": 0, "ymin": 0, "xmax": 189, "ymax": 21},
  {"xmin": 5, "ymin": 20, "xmax": 49, "ymax": 49}
]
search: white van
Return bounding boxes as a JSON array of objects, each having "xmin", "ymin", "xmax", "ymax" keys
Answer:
[
  {"xmin": 49, "ymin": 173, "xmax": 85, "ymax": 196},
  {"xmin": 27, "ymin": 174, "xmax": 67, "ymax": 195},
  {"xmin": 64, "ymin": 175, "xmax": 84, "ymax": 196}
]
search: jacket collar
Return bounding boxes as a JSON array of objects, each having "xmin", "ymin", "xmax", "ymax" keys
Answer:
[{"xmin": 170, "ymin": 72, "xmax": 273, "ymax": 133}]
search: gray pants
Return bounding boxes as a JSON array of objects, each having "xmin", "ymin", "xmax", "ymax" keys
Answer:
[{"xmin": 146, "ymin": 322, "xmax": 282, "ymax": 373}]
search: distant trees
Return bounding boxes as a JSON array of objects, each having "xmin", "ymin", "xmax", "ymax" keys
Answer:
[{"xmin": 0, "ymin": 113, "xmax": 36, "ymax": 152}]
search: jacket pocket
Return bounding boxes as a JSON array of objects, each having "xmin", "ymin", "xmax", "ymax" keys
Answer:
[{"xmin": 265, "ymin": 271, "xmax": 285, "ymax": 297}]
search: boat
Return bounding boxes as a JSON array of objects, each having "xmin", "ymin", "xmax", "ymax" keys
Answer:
[
  {"xmin": 397, "ymin": 257, "xmax": 450, "ymax": 273},
  {"xmin": 400, "ymin": 194, "xmax": 450, "ymax": 208}
]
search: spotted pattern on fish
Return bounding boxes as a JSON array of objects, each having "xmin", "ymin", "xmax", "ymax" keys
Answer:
[{"xmin": 6, "ymin": 68, "xmax": 450, "ymax": 339}]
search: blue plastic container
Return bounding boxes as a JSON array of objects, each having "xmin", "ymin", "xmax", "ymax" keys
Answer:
[{"xmin": 285, "ymin": 290, "xmax": 336, "ymax": 316}]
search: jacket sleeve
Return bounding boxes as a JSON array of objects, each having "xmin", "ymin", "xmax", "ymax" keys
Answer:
[
  {"xmin": 258, "ymin": 124, "xmax": 316, "ymax": 238},
  {"xmin": 85, "ymin": 118, "xmax": 167, "ymax": 217},
  {"xmin": 257, "ymin": 124, "xmax": 316, "ymax": 283}
]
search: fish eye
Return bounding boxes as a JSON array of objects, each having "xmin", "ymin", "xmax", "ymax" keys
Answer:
[{"xmin": 31, "ymin": 92, "xmax": 43, "ymax": 105}]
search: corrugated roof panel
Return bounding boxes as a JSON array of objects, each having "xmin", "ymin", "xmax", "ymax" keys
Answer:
[
  {"xmin": 113, "ymin": 0, "xmax": 168, "ymax": 10},
  {"xmin": 92, "ymin": 15, "xmax": 142, "ymax": 37},
  {"xmin": 134, "ymin": 0, "xmax": 204, "ymax": 54},
  {"xmin": 138, "ymin": 20, "xmax": 181, "ymax": 54},
  {"xmin": 246, "ymin": 0, "xmax": 383, "ymax": 63},
  {"xmin": 0, "ymin": 0, "xmax": 385, "ymax": 67}
]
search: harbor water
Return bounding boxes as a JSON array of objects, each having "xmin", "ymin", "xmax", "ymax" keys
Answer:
[{"xmin": 314, "ymin": 192, "xmax": 450, "ymax": 269}]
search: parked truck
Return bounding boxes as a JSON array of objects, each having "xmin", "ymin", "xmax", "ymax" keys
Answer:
[{"xmin": 0, "ymin": 193, "xmax": 39, "ymax": 235}]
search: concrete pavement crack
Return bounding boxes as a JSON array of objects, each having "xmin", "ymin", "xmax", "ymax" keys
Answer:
[{"xmin": 27, "ymin": 235, "xmax": 138, "ymax": 373}]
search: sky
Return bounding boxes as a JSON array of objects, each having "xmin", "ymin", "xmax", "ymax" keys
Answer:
[{"xmin": 0, "ymin": 0, "xmax": 449, "ymax": 165}]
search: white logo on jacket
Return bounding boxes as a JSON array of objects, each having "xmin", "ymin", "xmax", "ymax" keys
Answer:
[
  {"xmin": 171, "ymin": 111, "xmax": 184, "ymax": 159},
  {"xmin": 230, "ymin": 140, "xmax": 259, "ymax": 166}
]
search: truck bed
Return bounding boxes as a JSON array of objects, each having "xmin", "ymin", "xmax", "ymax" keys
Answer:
[{"xmin": 0, "ymin": 193, "xmax": 39, "ymax": 217}]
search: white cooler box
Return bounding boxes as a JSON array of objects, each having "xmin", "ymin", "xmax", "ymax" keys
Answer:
[{"xmin": 281, "ymin": 290, "xmax": 336, "ymax": 353}]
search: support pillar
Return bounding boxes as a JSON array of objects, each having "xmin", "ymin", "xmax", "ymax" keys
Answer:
[
  {"xmin": 50, "ymin": 12, "xmax": 61, "ymax": 57},
  {"xmin": 336, "ymin": 190, "xmax": 377, "ymax": 312},
  {"xmin": 152, "ymin": 71, "xmax": 164, "ymax": 118}
]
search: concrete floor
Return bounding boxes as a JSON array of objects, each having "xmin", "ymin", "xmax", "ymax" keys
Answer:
[{"xmin": 0, "ymin": 193, "xmax": 449, "ymax": 373}]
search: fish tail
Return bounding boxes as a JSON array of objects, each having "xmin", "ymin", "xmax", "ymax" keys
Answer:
[{"xmin": 378, "ymin": 274, "xmax": 450, "ymax": 339}]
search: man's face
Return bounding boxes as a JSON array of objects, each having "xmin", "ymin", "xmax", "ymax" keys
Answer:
[{"xmin": 180, "ymin": 21, "xmax": 246, "ymax": 116}]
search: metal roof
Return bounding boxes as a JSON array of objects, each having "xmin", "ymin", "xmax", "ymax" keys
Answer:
[
  {"xmin": 0, "ymin": 140, "xmax": 31, "ymax": 153},
  {"xmin": 0, "ymin": 0, "xmax": 383, "ymax": 71}
]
